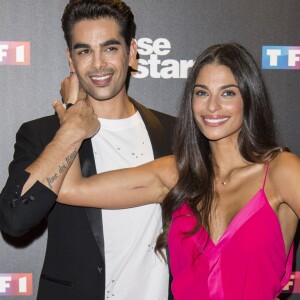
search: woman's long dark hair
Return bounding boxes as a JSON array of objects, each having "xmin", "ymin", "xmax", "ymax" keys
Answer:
[{"xmin": 156, "ymin": 42, "xmax": 284, "ymax": 255}]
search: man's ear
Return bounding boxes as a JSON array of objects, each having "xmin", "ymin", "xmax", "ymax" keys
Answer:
[
  {"xmin": 66, "ymin": 48, "xmax": 76, "ymax": 73},
  {"xmin": 128, "ymin": 39, "xmax": 138, "ymax": 68}
]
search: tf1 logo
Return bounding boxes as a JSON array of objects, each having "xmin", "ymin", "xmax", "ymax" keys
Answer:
[
  {"xmin": 0, "ymin": 42, "xmax": 30, "ymax": 65},
  {"xmin": 281, "ymin": 272, "xmax": 300, "ymax": 294},
  {"xmin": 0, "ymin": 273, "xmax": 32, "ymax": 296},
  {"xmin": 262, "ymin": 46, "xmax": 300, "ymax": 69}
]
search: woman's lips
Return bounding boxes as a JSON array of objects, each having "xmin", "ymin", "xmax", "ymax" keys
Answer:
[{"xmin": 202, "ymin": 116, "xmax": 230, "ymax": 126}]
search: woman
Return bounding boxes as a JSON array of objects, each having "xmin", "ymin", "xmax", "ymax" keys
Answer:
[{"xmin": 57, "ymin": 43, "xmax": 300, "ymax": 299}]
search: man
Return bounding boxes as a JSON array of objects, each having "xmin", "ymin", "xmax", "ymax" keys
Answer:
[{"xmin": 0, "ymin": 1, "xmax": 175, "ymax": 299}]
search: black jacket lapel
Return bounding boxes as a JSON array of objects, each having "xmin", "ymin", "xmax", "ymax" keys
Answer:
[
  {"xmin": 79, "ymin": 139, "xmax": 105, "ymax": 263},
  {"xmin": 131, "ymin": 98, "xmax": 170, "ymax": 159}
]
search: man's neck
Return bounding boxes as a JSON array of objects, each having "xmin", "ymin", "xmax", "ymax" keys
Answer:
[{"xmin": 86, "ymin": 94, "xmax": 136, "ymax": 119}]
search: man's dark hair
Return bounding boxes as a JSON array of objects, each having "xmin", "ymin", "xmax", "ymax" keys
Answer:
[{"xmin": 61, "ymin": 0, "xmax": 136, "ymax": 51}]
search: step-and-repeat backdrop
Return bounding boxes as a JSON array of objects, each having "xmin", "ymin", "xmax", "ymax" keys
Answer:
[{"xmin": 0, "ymin": 0, "xmax": 299, "ymax": 299}]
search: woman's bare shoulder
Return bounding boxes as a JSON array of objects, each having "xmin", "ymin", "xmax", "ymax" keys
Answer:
[
  {"xmin": 271, "ymin": 151, "xmax": 300, "ymax": 173},
  {"xmin": 144, "ymin": 155, "xmax": 175, "ymax": 168},
  {"xmin": 268, "ymin": 151, "xmax": 300, "ymax": 219},
  {"xmin": 154, "ymin": 155, "xmax": 175, "ymax": 166},
  {"xmin": 150, "ymin": 155, "xmax": 178, "ymax": 188},
  {"xmin": 270, "ymin": 151, "xmax": 300, "ymax": 195}
]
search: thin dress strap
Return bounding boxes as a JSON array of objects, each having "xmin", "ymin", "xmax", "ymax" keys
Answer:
[{"xmin": 262, "ymin": 162, "xmax": 270, "ymax": 190}]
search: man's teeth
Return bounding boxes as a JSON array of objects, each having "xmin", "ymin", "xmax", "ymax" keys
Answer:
[{"xmin": 91, "ymin": 75, "xmax": 111, "ymax": 80}]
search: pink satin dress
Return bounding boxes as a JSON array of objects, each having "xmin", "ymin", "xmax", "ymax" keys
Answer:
[{"xmin": 168, "ymin": 165, "xmax": 293, "ymax": 299}]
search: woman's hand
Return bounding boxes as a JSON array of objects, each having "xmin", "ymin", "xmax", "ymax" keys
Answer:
[{"xmin": 60, "ymin": 72, "xmax": 87, "ymax": 105}]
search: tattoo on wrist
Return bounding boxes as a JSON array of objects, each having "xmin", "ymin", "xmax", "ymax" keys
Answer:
[
  {"xmin": 66, "ymin": 149, "xmax": 77, "ymax": 165},
  {"xmin": 47, "ymin": 173, "xmax": 58, "ymax": 190},
  {"xmin": 46, "ymin": 149, "xmax": 77, "ymax": 190},
  {"xmin": 59, "ymin": 163, "xmax": 67, "ymax": 173}
]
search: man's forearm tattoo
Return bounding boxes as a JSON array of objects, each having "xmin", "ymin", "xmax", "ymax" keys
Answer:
[
  {"xmin": 47, "ymin": 173, "xmax": 58, "ymax": 190},
  {"xmin": 46, "ymin": 149, "xmax": 77, "ymax": 190},
  {"xmin": 66, "ymin": 149, "xmax": 77, "ymax": 166}
]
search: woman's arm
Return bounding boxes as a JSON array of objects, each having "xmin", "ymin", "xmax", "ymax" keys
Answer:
[
  {"xmin": 273, "ymin": 151, "xmax": 300, "ymax": 217},
  {"xmin": 57, "ymin": 154, "xmax": 177, "ymax": 208},
  {"xmin": 270, "ymin": 151, "xmax": 300, "ymax": 254},
  {"xmin": 57, "ymin": 74, "xmax": 177, "ymax": 208}
]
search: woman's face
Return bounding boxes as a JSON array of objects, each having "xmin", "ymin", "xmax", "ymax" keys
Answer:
[{"xmin": 192, "ymin": 63, "xmax": 244, "ymax": 142}]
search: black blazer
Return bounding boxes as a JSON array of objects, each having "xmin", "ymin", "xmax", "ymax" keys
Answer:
[{"xmin": 0, "ymin": 98, "xmax": 175, "ymax": 300}]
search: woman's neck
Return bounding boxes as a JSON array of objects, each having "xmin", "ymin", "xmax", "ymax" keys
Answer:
[{"xmin": 210, "ymin": 139, "xmax": 249, "ymax": 178}]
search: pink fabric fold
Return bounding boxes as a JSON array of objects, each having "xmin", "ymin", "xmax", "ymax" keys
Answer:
[{"xmin": 168, "ymin": 189, "xmax": 293, "ymax": 300}]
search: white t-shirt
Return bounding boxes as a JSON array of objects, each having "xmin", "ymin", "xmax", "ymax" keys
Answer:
[{"xmin": 91, "ymin": 111, "xmax": 169, "ymax": 300}]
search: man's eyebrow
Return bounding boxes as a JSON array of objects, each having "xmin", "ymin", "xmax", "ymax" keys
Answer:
[
  {"xmin": 73, "ymin": 43, "xmax": 90, "ymax": 50},
  {"xmin": 73, "ymin": 39, "xmax": 122, "ymax": 50},
  {"xmin": 100, "ymin": 39, "xmax": 122, "ymax": 48}
]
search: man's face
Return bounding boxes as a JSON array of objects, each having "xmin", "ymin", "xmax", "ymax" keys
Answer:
[{"xmin": 68, "ymin": 18, "xmax": 136, "ymax": 102}]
